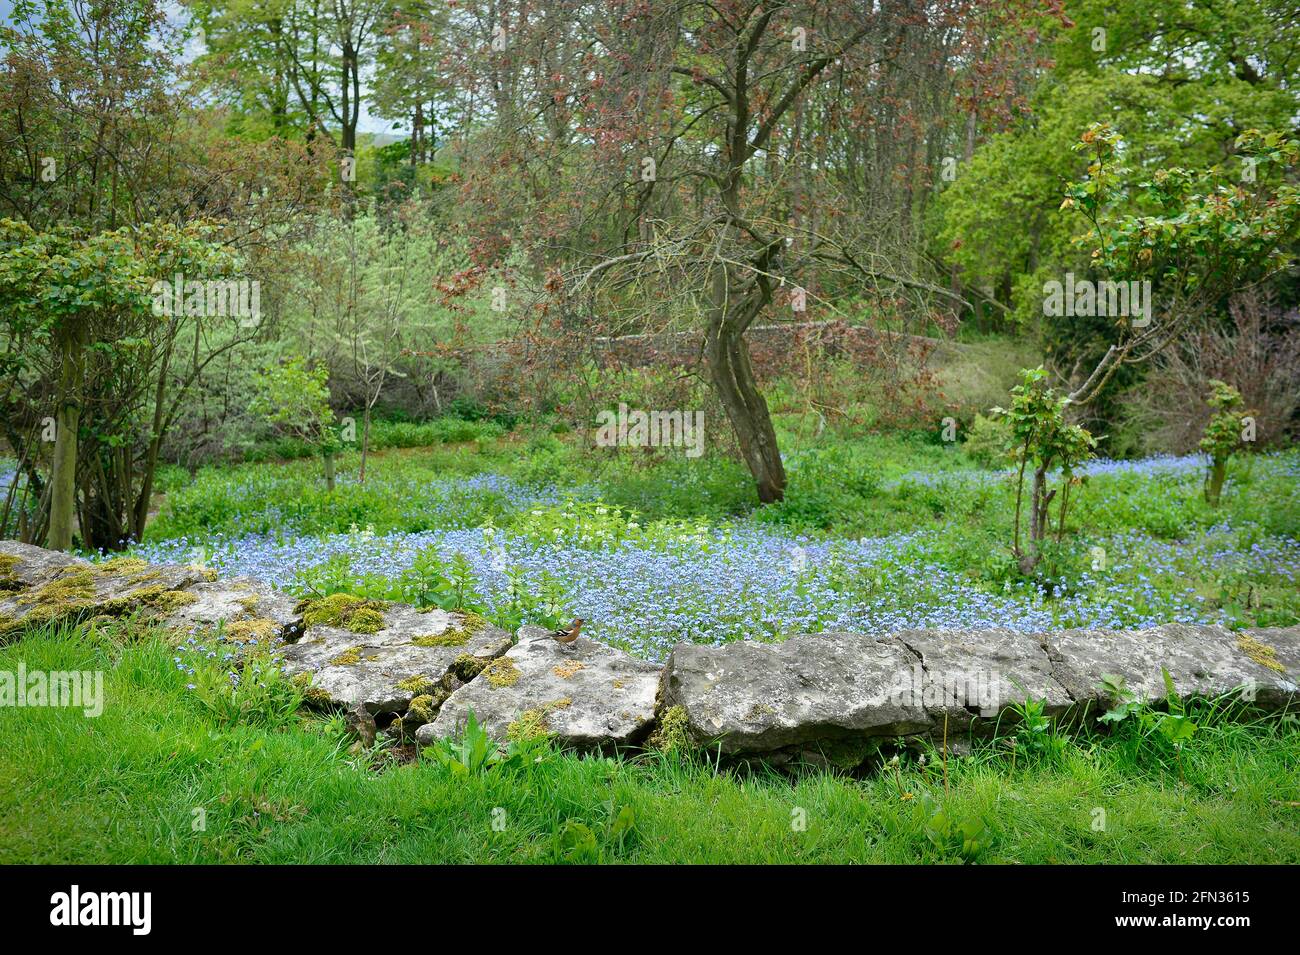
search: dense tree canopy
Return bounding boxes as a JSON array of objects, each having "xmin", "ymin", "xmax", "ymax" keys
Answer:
[{"xmin": 1, "ymin": 0, "xmax": 1297, "ymax": 546}]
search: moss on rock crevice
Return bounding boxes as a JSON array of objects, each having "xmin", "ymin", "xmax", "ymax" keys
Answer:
[
  {"xmin": 648, "ymin": 705, "xmax": 693, "ymax": 753},
  {"xmin": 450, "ymin": 654, "xmax": 488, "ymax": 682},
  {"xmin": 396, "ymin": 674, "xmax": 436, "ymax": 694},
  {"xmin": 406, "ymin": 694, "xmax": 437, "ymax": 726}
]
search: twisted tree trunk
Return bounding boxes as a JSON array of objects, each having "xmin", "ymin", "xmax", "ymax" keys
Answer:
[{"xmin": 705, "ymin": 309, "xmax": 786, "ymax": 503}]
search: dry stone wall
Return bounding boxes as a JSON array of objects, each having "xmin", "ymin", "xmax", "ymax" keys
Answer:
[{"xmin": 2, "ymin": 540, "xmax": 1296, "ymax": 766}]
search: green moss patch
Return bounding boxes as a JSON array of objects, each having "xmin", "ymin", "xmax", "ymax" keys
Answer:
[
  {"xmin": 225, "ymin": 618, "xmax": 280, "ymax": 643},
  {"xmin": 95, "ymin": 557, "xmax": 152, "ymax": 577},
  {"xmin": 412, "ymin": 631, "xmax": 468, "ymax": 648},
  {"xmin": 32, "ymin": 569, "xmax": 97, "ymax": 607},
  {"xmin": 298, "ymin": 594, "xmax": 388, "ymax": 634},
  {"xmin": 406, "ymin": 694, "xmax": 437, "ymax": 725},
  {"xmin": 0, "ymin": 554, "xmax": 23, "ymax": 594},
  {"xmin": 0, "ymin": 606, "xmax": 58, "ymax": 640},
  {"xmin": 508, "ymin": 698, "xmax": 571, "ymax": 742},
  {"xmin": 412, "ymin": 611, "xmax": 487, "ymax": 647},
  {"xmin": 101, "ymin": 585, "xmax": 198, "ymax": 616},
  {"xmin": 451, "ymin": 654, "xmax": 488, "ymax": 682},
  {"xmin": 396, "ymin": 674, "xmax": 436, "ymax": 694},
  {"xmin": 649, "ymin": 705, "xmax": 693, "ymax": 753},
  {"xmin": 483, "ymin": 656, "xmax": 521, "ymax": 688},
  {"xmin": 329, "ymin": 646, "xmax": 365, "ymax": 666}
]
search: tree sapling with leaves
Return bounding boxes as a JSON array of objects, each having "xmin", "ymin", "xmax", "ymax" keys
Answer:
[
  {"xmin": 993, "ymin": 368, "xmax": 1097, "ymax": 576},
  {"xmin": 1199, "ymin": 381, "xmax": 1255, "ymax": 506},
  {"xmin": 252, "ymin": 357, "xmax": 343, "ymax": 491}
]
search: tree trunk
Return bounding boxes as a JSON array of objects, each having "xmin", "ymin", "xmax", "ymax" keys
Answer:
[
  {"xmin": 1206, "ymin": 455, "xmax": 1227, "ymax": 505},
  {"xmin": 359, "ymin": 405, "xmax": 371, "ymax": 484},
  {"xmin": 323, "ymin": 451, "xmax": 336, "ymax": 492},
  {"xmin": 130, "ymin": 328, "xmax": 176, "ymax": 543},
  {"xmin": 1017, "ymin": 465, "xmax": 1049, "ymax": 575},
  {"xmin": 47, "ymin": 325, "xmax": 85, "ymax": 551},
  {"xmin": 705, "ymin": 308, "xmax": 786, "ymax": 503}
]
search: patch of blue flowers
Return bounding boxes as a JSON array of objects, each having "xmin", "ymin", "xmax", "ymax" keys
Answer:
[{"xmin": 128, "ymin": 514, "xmax": 1298, "ymax": 661}]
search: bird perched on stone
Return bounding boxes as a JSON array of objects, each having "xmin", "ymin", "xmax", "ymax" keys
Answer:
[{"xmin": 551, "ymin": 618, "xmax": 583, "ymax": 645}]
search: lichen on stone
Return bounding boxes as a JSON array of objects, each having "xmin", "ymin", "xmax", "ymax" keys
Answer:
[
  {"xmin": 297, "ymin": 593, "xmax": 388, "ymax": 634},
  {"xmin": 236, "ymin": 593, "xmax": 261, "ymax": 616},
  {"xmin": 553, "ymin": 660, "xmax": 586, "ymax": 679},
  {"xmin": 1237, "ymin": 633, "xmax": 1286, "ymax": 674},
  {"xmin": 483, "ymin": 656, "xmax": 521, "ymax": 688}
]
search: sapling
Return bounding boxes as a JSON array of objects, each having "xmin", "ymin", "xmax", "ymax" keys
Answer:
[
  {"xmin": 252, "ymin": 357, "xmax": 342, "ymax": 491},
  {"xmin": 992, "ymin": 368, "xmax": 1097, "ymax": 575},
  {"xmin": 1199, "ymin": 380, "xmax": 1254, "ymax": 506}
]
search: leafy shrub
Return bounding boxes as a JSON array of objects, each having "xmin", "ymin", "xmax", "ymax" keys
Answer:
[{"xmin": 963, "ymin": 412, "xmax": 1012, "ymax": 468}]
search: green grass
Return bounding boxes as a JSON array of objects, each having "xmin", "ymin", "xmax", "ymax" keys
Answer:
[{"xmin": 2, "ymin": 620, "xmax": 1297, "ymax": 864}]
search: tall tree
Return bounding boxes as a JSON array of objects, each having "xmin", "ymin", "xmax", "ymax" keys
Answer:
[{"xmin": 440, "ymin": 0, "xmax": 1039, "ymax": 501}]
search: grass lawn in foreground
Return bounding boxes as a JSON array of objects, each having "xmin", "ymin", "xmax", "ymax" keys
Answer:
[{"xmin": 2, "ymin": 620, "xmax": 1297, "ymax": 864}]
